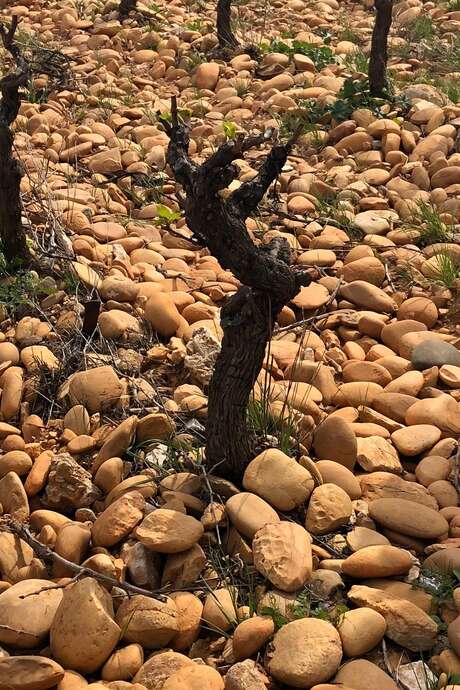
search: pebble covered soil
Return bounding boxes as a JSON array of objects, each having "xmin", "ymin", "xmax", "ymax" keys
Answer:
[{"xmin": 2, "ymin": 0, "xmax": 460, "ymax": 688}]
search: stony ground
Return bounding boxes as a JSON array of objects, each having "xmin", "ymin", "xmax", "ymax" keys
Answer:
[{"xmin": 2, "ymin": 0, "xmax": 460, "ymax": 688}]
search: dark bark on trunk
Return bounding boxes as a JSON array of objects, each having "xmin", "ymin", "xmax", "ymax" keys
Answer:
[
  {"xmin": 82, "ymin": 299, "xmax": 101, "ymax": 337},
  {"xmin": 368, "ymin": 0, "xmax": 393, "ymax": 97},
  {"xmin": 119, "ymin": 0, "xmax": 137, "ymax": 19},
  {"xmin": 163, "ymin": 99, "xmax": 311, "ymax": 481},
  {"xmin": 217, "ymin": 0, "xmax": 238, "ymax": 49},
  {"xmin": 0, "ymin": 18, "xmax": 32, "ymax": 268},
  {"xmin": 0, "ymin": 124, "xmax": 29, "ymax": 265}
]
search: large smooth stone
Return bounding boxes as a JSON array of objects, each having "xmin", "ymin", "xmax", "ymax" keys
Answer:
[
  {"xmin": 368, "ymin": 498, "xmax": 448, "ymax": 539},
  {"xmin": 411, "ymin": 339, "xmax": 460, "ymax": 369}
]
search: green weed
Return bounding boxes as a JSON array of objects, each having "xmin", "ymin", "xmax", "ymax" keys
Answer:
[
  {"xmin": 343, "ymin": 50, "xmax": 369, "ymax": 74},
  {"xmin": 412, "ymin": 201, "xmax": 454, "ymax": 248},
  {"xmin": 406, "ymin": 16, "xmax": 436, "ymax": 42},
  {"xmin": 413, "ymin": 567, "xmax": 460, "ymax": 604},
  {"xmin": 155, "ymin": 204, "xmax": 181, "ymax": 229},
  {"xmin": 0, "ymin": 250, "xmax": 47, "ymax": 317},
  {"xmin": 222, "ymin": 120, "xmax": 238, "ymax": 140},
  {"xmin": 338, "ymin": 25, "xmax": 360, "ymax": 44},
  {"xmin": 430, "ymin": 253, "xmax": 460, "ymax": 289},
  {"xmin": 247, "ymin": 386, "xmax": 298, "ymax": 457},
  {"xmin": 264, "ymin": 39, "xmax": 336, "ymax": 70}
]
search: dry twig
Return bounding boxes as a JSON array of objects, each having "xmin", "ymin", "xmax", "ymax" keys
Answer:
[{"xmin": 2, "ymin": 520, "xmax": 168, "ymax": 602}]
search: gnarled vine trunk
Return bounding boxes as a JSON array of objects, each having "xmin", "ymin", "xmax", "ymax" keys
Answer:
[
  {"xmin": 164, "ymin": 99, "xmax": 311, "ymax": 481},
  {"xmin": 217, "ymin": 0, "xmax": 239, "ymax": 49},
  {"xmin": 0, "ymin": 18, "xmax": 32, "ymax": 267},
  {"xmin": 368, "ymin": 0, "xmax": 394, "ymax": 96},
  {"xmin": 119, "ymin": 0, "xmax": 137, "ymax": 20}
]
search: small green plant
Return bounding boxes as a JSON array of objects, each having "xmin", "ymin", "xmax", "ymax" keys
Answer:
[
  {"xmin": 431, "ymin": 253, "xmax": 460, "ymax": 289},
  {"xmin": 261, "ymin": 591, "xmax": 349, "ymax": 630},
  {"xmin": 222, "ymin": 120, "xmax": 238, "ymax": 140},
  {"xmin": 343, "ymin": 49, "xmax": 369, "ymax": 74},
  {"xmin": 316, "ymin": 197, "xmax": 362, "ymax": 240},
  {"xmin": 185, "ymin": 18, "xmax": 204, "ymax": 32},
  {"xmin": 338, "ymin": 25, "xmax": 360, "ymax": 44},
  {"xmin": 233, "ymin": 79, "xmax": 251, "ymax": 98},
  {"xmin": 448, "ymin": 0, "xmax": 460, "ymax": 9},
  {"xmin": 0, "ymin": 249, "xmax": 51, "ymax": 317},
  {"xmin": 406, "ymin": 16, "xmax": 436, "ymax": 42},
  {"xmin": 275, "ymin": 99, "xmax": 327, "ymax": 138},
  {"xmin": 413, "ymin": 567, "xmax": 460, "ymax": 604},
  {"xmin": 247, "ymin": 396, "xmax": 298, "ymax": 456},
  {"xmin": 328, "ymin": 78, "xmax": 385, "ymax": 121},
  {"xmin": 186, "ymin": 51, "xmax": 205, "ymax": 72},
  {"xmin": 439, "ymin": 78, "xmax": 460, "ymax": 103},
  {"xmin": 155, "ymin": 203, "xmax": 181, "ymax": 228},
  {"xmin": 264, "ymin": 39, "xmax": 336, "ymax": 70},
  {"xmin": 412, "ymin": 201, "xmax": 454, "ymax": 248}
]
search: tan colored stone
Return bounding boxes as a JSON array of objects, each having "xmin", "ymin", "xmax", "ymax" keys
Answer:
[
  {"xmin": 334, "ymin": 659, "xmax": 398, "ymax": 690},
  {"xmin": 267, "ymin": 618, "xmax": 342, "ymax": 687},
  {"xmin": 225, "ymin": 492, "xmax": 280, "ymax": 539},
  {"xmin": 0, "ymin": 367, "xmax": 23, "ymax": 420},
  {"xmin": 169, "ymin": 592, "xmax": 202, "ymax": 651},
  {"xmin": 360, "ymin": 471, "xmax": 438, "ymax": 508},
  {"xmin": 305, "ymin": 484, "xmax": 352, "ymax": 535},
  {"xmin": 253, "ymin": 521, "xmax": 312, "ymax": 592},
  {"xmin": 162, "ymin": 664, "xmax": 224, "ymax": 690},
  {"xmin": 202, "ymin": 587, "xmax": 237, "ymax": 633},
  {"xmin": 0, "ymin": 656, "xmax": 64, "ymax": 690},
  {"xmin": 232, "ymin": 615, "xmax": 274, "ymax": 661},
  {"xmin": 406, "ymin": 394, "xmax": 460, "ymax": 435},
  {"xmin": 135, "ymin": 509, "xmax": 204, "ymax": 553},
  {"xmin": 416, "ymin": 455, "xmax": 452, "ymax": 486},
  {"xmin": 440, "ymin": 364, "xmax": 460, "ymax": 388},
  {"xmin": 348, "ymin": 585, "xmax": 438, "ymax": 651},
  {"xmin": 0, "ymin": 579, "xmax": 63, "ymax": 649},
  {"xmin": 391, "ymin": 424, "xmax": 441, "ymax": 456},
  {"xmin": 356, "ymin": 436, "xmax": 402, "ymax": 473},
  {"xmin": 162, "ymin": 545, "xmax": 206, "ymax": 589},
  {"xmin": 340, "ymin": 281, "xmax": 395, "ymax": 312},
  {"xmin": 144, "ymin": 294, "xmax": 182, "ymax": 337},
  {"xmin": 50, "ymin": 578, "xmax": 120, "ymax": 673},
  {"xmin": 116, "ymin": 595, "xmax": 178, "ymax": 648},
  {"xmin": 346, "ymin": 526, "xmax": 390, "ymax": 552},
  {"xmin": 193, "ymin": 62, "xmax": 220, "ymax": 90},
  {"xmin": 94, "ymin": 416, "xmax": 138, "ymax": 471},
  {"xmin": 343, "ymin": 361, "xmax": 391, "ymax": 386},
  {"xmin": 53, "ymin": 522, "xmax": 91, "ymax": 578},
  {"xmin": 92, "ymin": 491, "xmax": 145, "ymax": 547},
  {"xmin": 315, "ymin": 461, "xmax": 361, "ymax": 499},
  {"xmin": 0, "ymin": 471, "xmax": 29, "ymax": 521},
  {"xmin": 0, "ymin": 450, "xmax": 32, "ymax": 478},
  {"xmin": 342, "ymin": 545, "xmax": 412, "ymax": 578},
  {"xmin": 101, "ymin": 644, "xmax": 144, "ymax": 682},
  {"xmin": 369, "ymin": 498, "xmax": 448, "ymax": 538},
  {"xmin": 384, "ymin": 370, "xmax": 424, "ymax": 395},
  {"xmin": 313, "ymin": 417, "xmax": 357, "ymax": 470},
  {"xmin": 137, "ymin": 413, "xmax": 175, "ymax": 442},
  {"xmin": 381, "ymin": 319, "xmax": 427, "ymax": 353},
  {"xmin": 398, "ymin": 297, "xmax": 438, "ymax": 327},
  {"xmin": 338, "ymin": 607, "xmax": 386, "ymax": 657},
  {"xmin": 67, "ymin": 366, "xmax": 124, "ymax": 413},
  {"xmin": 243, "ymin": 449, "xmax": 314, "ymax": 510},
  {"xmin": 361, "ymin": 579, "xmax": 432, "ymax": 611},
  {"xmin": 333, "ymin": 382, "xmax": 384, "ymax": 408},
  {"xmin": 133, "ymin": 651, "xmax": 194, "ymax": 690}
]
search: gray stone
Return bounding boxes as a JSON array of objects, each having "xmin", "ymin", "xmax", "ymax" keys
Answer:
[{"xmin": 411, "ymin": 339, "xmax": 460, "ymax": 370}]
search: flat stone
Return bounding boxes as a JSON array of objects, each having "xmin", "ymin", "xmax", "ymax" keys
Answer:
[{"xmin": 412, "ymin": 339, "xmax": 460, "ymax": 370}]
